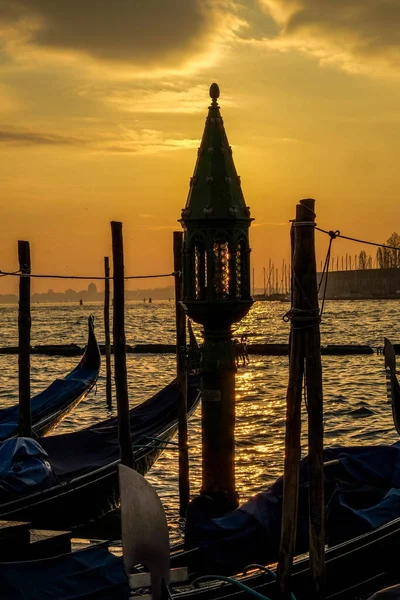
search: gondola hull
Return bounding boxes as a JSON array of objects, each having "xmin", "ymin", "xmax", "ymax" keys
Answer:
[
  {"xmin": 0, "ymin": 316, "xmax": 100, "ymax": 441},
  {"xmin": 3, "ymin": 466, "xmax": 400, "ymax": 599},
  {"xmin": 168, "ymin": 515, "xmax": 400, "ymax": 600},
  {"xmin": 0, "ymin": 423, "xmax": 179, "ymax": 529},
  {"xmin": 0, "ymin": 376, "xmax": 200, "ymax": 529}
]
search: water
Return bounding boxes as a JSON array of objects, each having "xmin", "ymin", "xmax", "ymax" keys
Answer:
[{"xmin": 0, "ymin": 299, "xmax": 398, "ymax": 542}]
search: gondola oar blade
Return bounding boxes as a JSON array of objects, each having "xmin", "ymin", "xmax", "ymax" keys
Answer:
[{"xmin": 119, "ymin": 463, "xmax": 170, "ymax": 600}]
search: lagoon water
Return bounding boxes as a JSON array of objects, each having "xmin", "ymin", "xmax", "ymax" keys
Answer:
[{"xmin": 0, "ymin": 299, "xmax": 398, "ymax": 541}]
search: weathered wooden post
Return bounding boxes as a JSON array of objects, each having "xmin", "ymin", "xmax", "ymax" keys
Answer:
[
  {"xmin": 301, "ymin": 198, "xmax": 325, "ymax": 599},
  {"xmin": 174, "ymin": 231, "xmax": 190, "ymax": 517},
  {"xmin": 18, "ymin": 240, "xmax": 31, "ymax": 437},
  {"xmin": 277, "ymin": 199, "xmax": 325, "ymax": 599},
  {"xmin": 277, "ymin": 216, "xmax": 303, "ymax": 598},
  {"xmin": 104, "ymin": 256, "xmax": 112, "ymax": 409},
  {"xmin": 180, "ymin": 84, "xmax": 253, "ymax": 514},
  {"xmin": 111, "ymin": 221, "xmax": 134, "ymax": 468}
]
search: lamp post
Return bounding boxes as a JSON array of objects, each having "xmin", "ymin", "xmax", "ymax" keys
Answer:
[{"xmin": 180, "ymin": 83, "xmax": 253, "ymax": 514}]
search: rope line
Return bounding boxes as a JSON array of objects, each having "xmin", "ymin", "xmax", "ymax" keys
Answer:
[
  {"xmin": 0, "ymin": 269, "xmax": 20, "ymax": 278},
  {"xmin": 316, "ymin": 227, "xmax": 400, "ymax": 251},
  {"xmin": 0, "ymin": 270, "xmax": 176, "ymax": 280},
  {"xmin": 316, "ymin": 229, "xmax": 339, "ymax": 318}
]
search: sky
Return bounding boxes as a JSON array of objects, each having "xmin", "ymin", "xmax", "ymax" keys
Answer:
[{"xmin": 1, "ymin": 0, "xmax": 400, "ymax": 294}]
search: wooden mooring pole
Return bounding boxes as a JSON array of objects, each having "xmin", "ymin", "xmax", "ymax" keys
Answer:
[
  {"xmin": 173, "ymin": 231, "xmax": 190, "ymax": 517},
  {"xmin": 104, "ymin": 256, "xmax": 112, "ymax": 410},
  {"xmin": 302, "ymin": 199, "xmax": 325, "ymax": 598},
  {"xmin": 277, "ymin": 199, "xmax": 325, "ymax": 599},
  {"xmin": 277, "ymin": 216, "xmax": 303, "ymax": 598},
  {"xmin": 18, "ymin": 240, "xmax": 31, "ymax": 437},
  {"xmin": 111, "ymin": 222, "xmax": 134, "ymax": 469}
]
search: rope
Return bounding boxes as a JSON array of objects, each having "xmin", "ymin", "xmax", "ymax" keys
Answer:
[
  {"xmin": 315, "ymin": 227, "xmax": 400, "ymax": 252},
  {"xmin": 283, "ymin": 308, "xmax": 320, "ymax": 329},
  {"xmin": 192, "ymin": 575, "xmax": 275, "ymax": 600},
  {"xmin": 292, "ymin": 221, "xmax": 316, "ymax": 228},
  {"xmin": 316, "ymin": 229, "xmax": 339, "ymax": 318},
  {"xmin": 0, "ymin": 269, "xmax": 20, "ymax": 278},
  {"xmin": 242, "ymin": 565, "xmax": 297, "ymax": 600},
  {"xmin": 0, "ymin": 270, "xmax": 176, "ymax": 280}
]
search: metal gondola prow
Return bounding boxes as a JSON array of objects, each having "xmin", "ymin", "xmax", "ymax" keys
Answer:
[
  {"xmin": 384, "ymin": 337, "xmax": 400, "ymax": 436},
  {"xmin": 119, "ymin": 464, "xmax": 188, "ymax": 600}
]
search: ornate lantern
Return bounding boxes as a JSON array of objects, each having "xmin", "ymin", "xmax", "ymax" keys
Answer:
[
  {"xmin": 180, "ymin": 84, "xmax": 253, "ymax": 513},
  {"xmin": 180, "ymin": 83, "xmax": 253, "ymax": 328}
]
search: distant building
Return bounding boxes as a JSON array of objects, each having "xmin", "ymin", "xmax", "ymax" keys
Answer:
[
  {"xmin": 320, "ymin": 268, "xmax": 400, "ymax": 299},
  {"xmin": 87, "ymin": 282, "xmax": 98, "ymax": 299}
]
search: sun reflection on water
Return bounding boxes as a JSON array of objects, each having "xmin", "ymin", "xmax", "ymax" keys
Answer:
[{"xmin": 0, "ymin": 299, "xmax": 398, "ymax": 542}]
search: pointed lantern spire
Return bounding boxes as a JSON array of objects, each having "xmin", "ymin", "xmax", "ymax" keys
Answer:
[
  {"xmin": 180, "ymin": 84, "xmax": 253, "ymax": 325},
  {"xmin": 181, "ymin": 83, "xmax": 251, "ymax": 222}
]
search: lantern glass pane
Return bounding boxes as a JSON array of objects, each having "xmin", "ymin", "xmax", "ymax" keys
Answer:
[
  {"xmin": 194, "ymin": 245, "xmax": 207, "ymax": 300},
  {"xmin": 213, "ymin": 241, "xmax": 230, "ymax": 299},
  {"xmin": 194, "ymin": 246, "xmax": 201, "ymax": 299},
  {"xmin": 236, "ymin": 243, "xmax": 242, "ymax": 298}
]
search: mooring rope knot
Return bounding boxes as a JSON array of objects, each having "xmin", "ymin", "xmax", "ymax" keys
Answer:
[
  {"xmin": 283, "ymin": 308, "xmax": 320, "ymax": 327},
  {"xmin": 328, "ymin": 229, "xmax": 340, "ymax": 239},
  {"xmin": 292, "ymin": 221, "xmax": 317, "ymax": 228}
]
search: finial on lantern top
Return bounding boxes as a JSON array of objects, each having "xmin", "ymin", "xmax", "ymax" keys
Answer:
[{"xmin": 209, "ymin": 82, "xmax": 220, "ymax": 104}]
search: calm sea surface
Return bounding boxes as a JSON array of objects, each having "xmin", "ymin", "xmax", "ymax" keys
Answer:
[{"xmin": 0, "ymin": 299, "xmax": 398, "ymax": 542}]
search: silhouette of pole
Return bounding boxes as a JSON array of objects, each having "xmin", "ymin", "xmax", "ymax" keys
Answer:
[
  {"xmin": 111, "ymin": 221, "xmax": 134, "ymax": 469},
  {"xmin": 18, "ymin": 240, "xmax": 31, "ymax": 437},
  {"xmin": 104, "ymin": 256, "xmax": 112, "ymax": 409},
  {"xmin": 174, "ymin": 231, "xmax": 189, "ymax": 517},
  {"xmin": 278, "ymin": 199, "xmax": 325, "ymax": 599},
  {"xmin": 277, "ymin": 217, "xmax": 303, "ymax": 599}
]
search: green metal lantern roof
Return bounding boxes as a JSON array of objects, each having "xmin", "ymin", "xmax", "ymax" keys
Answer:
[{"xmin": 181, "ymin": 83, "xmax": 251, "ymax": 223}]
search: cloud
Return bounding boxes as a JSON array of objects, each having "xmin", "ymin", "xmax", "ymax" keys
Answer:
[
  {"xmin": 102, "ymin": 83, "xmax": 237, "ymax": 114},
  {"xmin": 256, "ymin": 0, "xmax": 400, "ymax": 77},
  {"xmin": 0, "ymin": 0, "xmax": 244, "ymax": 75},
  {"xmin": 0, "ymin": 84, "xmax": 23, "ymax": 113},
  {"xmin": 0, "ymin": 128, "xmax": 85, "ymax": 145},
  {"xmin": 0, "ymin": 125, "xmax": 199, "ymax": 155},
  {"xmin": 105, "ymin": 132, "xmax": 200, "ymax": 155}
]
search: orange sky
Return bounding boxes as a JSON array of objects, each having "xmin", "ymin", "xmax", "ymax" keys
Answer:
[{"xmin": 1, "ymin": 0, "xmax": 399, "ymax": 294}]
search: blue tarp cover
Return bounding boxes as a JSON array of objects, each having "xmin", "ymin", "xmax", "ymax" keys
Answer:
[
  {"xmin": 185, "ymin": 442, "xmax": 400, "ymax": 574},
  {"xmin": 0, "ymin": 545, "xmax": 129, "ymax": 599},
  {"xmin": 0, "ymin": 437, "xmax": 56, "ymax": 497}
]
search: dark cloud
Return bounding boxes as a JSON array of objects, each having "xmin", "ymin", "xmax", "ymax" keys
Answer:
[
  {"xmin": 260, "ymin": 0, "xmax": 400, "ymax": 73},
  {"xmin": 0, "ymin": 0, "xmax": 221, "ymax": 66},
  {"xmin": 0, "ymin": 129, "xmax": 85, "ymax": 145},
  {"xmin": 283, "ymin": 0, "xmax": 400, "ymax": 56}
]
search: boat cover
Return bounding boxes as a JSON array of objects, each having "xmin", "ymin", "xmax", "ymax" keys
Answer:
[
  {"xmin": 38, "ymin": 374, "xmax": 200, "ymax": 482},
  {"xmin": 185, "ymin": 442, "xmax": 400, "ymax": 574},
  {"xmin": 0, "ymin": 545, "xmax": 129, "ymax": 599},
  {"xmin": 0, "ymin": 369, "xmax": 98, "ymax": 441},
  {"xmin": 0, "ymin": 438, "xmax": 56, "ymax": 499}
]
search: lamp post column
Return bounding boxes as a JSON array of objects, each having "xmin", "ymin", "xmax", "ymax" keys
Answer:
[{"xmin": 201, "ymin": 325, "xmax": 237, "ymax": 513}]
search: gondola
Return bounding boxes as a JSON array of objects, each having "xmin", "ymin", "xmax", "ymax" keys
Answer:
[
  {"xmin": 0, "ymin": 315, "xmax": 100, "ymax": 441},
  {"xmin": 6, "ymin": 456, "xmax": 400, "ymax": 600},
  {"xmin": 2, "ymin": 348, "xmax": 399, "ymax": 600},
  {"xmin": 0, "ymin": 374, "xmax": 201, "ymax": 529}
]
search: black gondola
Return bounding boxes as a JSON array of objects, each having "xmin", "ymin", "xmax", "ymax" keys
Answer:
[
  {"xmin": 0, "ymin": 374, "xmax": 200, "ymax": 529},
  {"xmin": 7, "ymin": 454, "xmax": 400, "ymax": 600},
  {"xmin": 0, "ymin": 315, "xmax": 100, "ymax": 442},
  {"xmin": 2, "ymin": 352, "xmax": 399, "ymax": 600}
]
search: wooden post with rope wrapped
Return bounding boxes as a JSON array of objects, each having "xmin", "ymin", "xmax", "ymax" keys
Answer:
[{"xmin": 277, "ymin": 199, "xmax": 325, "ymax": 599}]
